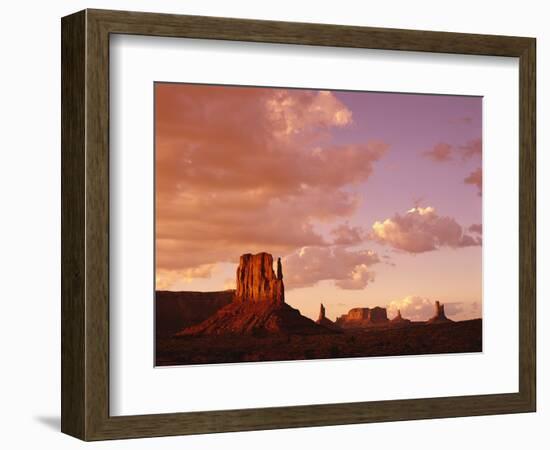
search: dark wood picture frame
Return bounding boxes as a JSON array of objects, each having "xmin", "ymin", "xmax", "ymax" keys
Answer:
[{"xmin": 61, "ymin": 8, "xmax": 536, "ymax": 441}]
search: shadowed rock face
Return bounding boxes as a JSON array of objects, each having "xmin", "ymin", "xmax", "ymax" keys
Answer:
[
  {"xmin": 155, "ymin": 290, "xmax": 234, "ymax": 337},
  {"xmin": 177, "ymin": 301, "xmax": 333, "ymax": 336},
  {"xmin": 369, "ymin": 307, "xmax": 389, "ymax": 323},
  {"xmin": 318, "ymin": 303, "xmax": 327, "ymax": 321},
  {"xmin": 235, "ymin": 253, "xmax": 285, "ymax": 304},
  {"xmin": 391, "ymin": 309, "xmax": 411, "ymax": 326},
  {"xmin": 336, "ymin": 306, "xmax": 389, "ymax": 328},
  {"xmin": 315, "ymin": 303, "xmax": 341, "ymax": 331},
  {"xmin": 427, "ymin": 301, "xmax": 453, "ymax": 324}
]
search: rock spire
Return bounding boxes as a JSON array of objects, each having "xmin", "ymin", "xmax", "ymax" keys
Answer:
[
  {"xmin": 318, "ymin": 303, "xmax": 326, "ymax": 322},
  {"xmin": 390, "ymin": 309, "xmax": 411, "ymax": 326},
  {"xmin": 315, "ymin": 302, "xmax": 341, "ymax": 331},
  {"xmin": 427, "ymin": 301, "xmax": 453, "ymax": 323}
]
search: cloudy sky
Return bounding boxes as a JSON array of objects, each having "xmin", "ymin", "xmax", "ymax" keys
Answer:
[{"xmin": 155, "ymin": 83, "xmax": 482, "ymax": 322}]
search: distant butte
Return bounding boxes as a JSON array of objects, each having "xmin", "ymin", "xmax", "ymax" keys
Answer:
[
  {"xmin": 171, "ymin": 253, "xmax": 456, "ymax": 338},
  {"xmin": 336, "ymin": 306, "xmax": 389, "ymax": 329}
]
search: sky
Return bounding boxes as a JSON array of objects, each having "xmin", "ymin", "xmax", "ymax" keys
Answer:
[{"xmin": 155, "ymin": 82, "xmax": 482, "ymax": 322}]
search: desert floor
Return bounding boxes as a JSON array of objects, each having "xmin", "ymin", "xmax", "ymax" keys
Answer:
[{"xmin": 156, "ymin": 319, "xmax": 482, "ymax": 366}]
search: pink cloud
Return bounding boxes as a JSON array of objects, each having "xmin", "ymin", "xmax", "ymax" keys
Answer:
[
  {"xmin": 449, "ymin": 116, "xmax": 473, "ymax": 125},
  {"xmin": 422, "ymin": 142, "xmax": 453, "ymax": 162},
  {"xmin": 469, "ymin": 223, "xmax": 482, "ymax": 234},
  {"xmin": 370, "ymin": 206, "xmax": 481, "ymax": 253},
  {"xmin": 283, "ymin": 246, "xmax": 380, "ymax": 290},
  {"xmin": 460, "ymin": 138, "xmax": 482, "ymax": 160},
  {"xmin": 155, "ymin": 84, "xmax": 388, "ymax": 276},
  {"xmin": 330, "ymin": 222, "xmax": 365, "ymax": 245},
  {"xmin": 464, "ymin": 167, "xmax": 482, "ymax": 195},
  {"xmin": 423, "ymin": 138, "xmax": 482, "ymax": 163},
  {"xmin": 267, "ymin": 90, "xmax": 352, "ymax": 139},
  {"xmin": 156, "ymin": 264, "xmax": 216, "ymax": 290}
]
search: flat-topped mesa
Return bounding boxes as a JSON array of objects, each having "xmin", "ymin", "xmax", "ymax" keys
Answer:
[
  {"xmin": 346, "ymin": 307, "xmax": 370, "ymax": 321},
  {"xmin": 369, "ymin": 306, "xmax": 389, "ymax": 323},
  {"xmin": 427, "ymin": 300, "xmax": 453, "ymax": 324},
  {"xmin": 336, "ymin": 306, "xmax": 389, "ymax": 328},
  {"xmin": 235, "ymin": 253, "xmax": 285, "ymax": 304}
]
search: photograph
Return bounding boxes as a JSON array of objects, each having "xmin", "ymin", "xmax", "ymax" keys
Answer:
[
  {"xmin": 154, "ymin": 82, "xmax": 483, "ymax": 366},
  {"xmin": 0, "ymin": 0, "xmax": 541, "ymax": 445}
]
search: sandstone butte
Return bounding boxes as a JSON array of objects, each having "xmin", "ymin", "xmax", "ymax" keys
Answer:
[
  {"xmin": 336, "ymin": 306, "xmax": 390, "ymax": 329},
  {"xmin": 235, "ymin": 253, "xmax": 284, "ymax": 304},
  {"xmin": 177, "ymin": 253, "xmax": 334, "ymax": 336},
  {"xmin": 336, "ymin": 301, "xmax": 455, "ymax": 328}
]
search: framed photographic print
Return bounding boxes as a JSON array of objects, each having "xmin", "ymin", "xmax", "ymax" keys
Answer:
[{"xmin": 61, "ymin": 9, "xmax": 536, "ymax": 440}]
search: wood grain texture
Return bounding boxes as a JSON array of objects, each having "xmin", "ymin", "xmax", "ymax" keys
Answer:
[
  {"xmin": 84, "ymin": 10, "xmax": 111, "ymax": 440},
  {"xmin": 61, "ymin": 10, "xmax": 86, "ymax": 439},
  {"xmin": 518, "ymin": 38, "xmax": 536, "ymax": 409},
  {"xmin": 89, "ymin": 8, "xmax": 532, "ymax": 56},
  {"xmin": 61, "ymin": 8, "xmax": 537, "ymax": 441}
]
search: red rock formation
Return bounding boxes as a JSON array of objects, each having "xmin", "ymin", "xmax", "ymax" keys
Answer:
[
  {"xmin": 317, "ymin": 303, "xmax": 326, "ymax": 321},
  {"xmin": 346, "ymin": 307, "xmax": 370, "ymax": 321},
  {"xmin": 336, "ymin": 306, "xmax": 389, "ymax": 328},
  {"xmin": 235, "ymin": 253, "xmax": 284, "ymax": 304},
  {"xmin": 178, "ymin": 253, "xmax": 335, "ymax": 336},
  {"xmin": 315, "ymin": 303, "xmax": 341, "ymax": 331},
  {"xmin": 178, "ymin": 301, "xmax": 333, "ymax": 336},
  {"xmin": 427, "ymin": 301, "xmax": 453, "ymax": 324},
  {"xmin": 277, "ymin": 256, "xmax": 283, "ymax": 280},
  {"xmin": 155, "ymin": 290, "xmax": 233, "ymax": 337},
  {"xmin": 369, "ymin": 306, "xmax": 389, "ymax": 323},
  {"xmin": 390, "ymin": 309, "xmax": 411, "ymax": 326}
]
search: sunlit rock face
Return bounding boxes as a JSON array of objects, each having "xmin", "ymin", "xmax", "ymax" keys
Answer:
[
  {"xmin": 235, "ymin": 253, "xmax": 285, "ymax": 304},
  {"xmin": 346, "ymin": 307, "xmax": 370, "ymax": 321},
  {"xmin": 336, "ymin": 306, "xmax": 389, "ymax": 328}
]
